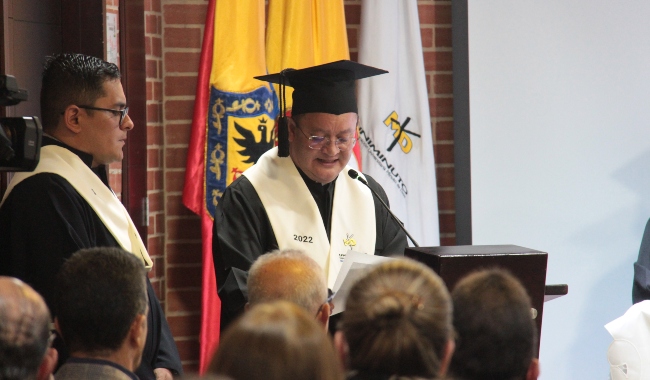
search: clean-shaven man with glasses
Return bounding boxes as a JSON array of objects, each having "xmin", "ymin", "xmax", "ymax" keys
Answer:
[
  {"xmin": 213, "ymin": 60, "xmax": 407, "ymax": 329},
  {"xmin": 0, "ymin": 53, "xmax": 182, "ymax": 380}
]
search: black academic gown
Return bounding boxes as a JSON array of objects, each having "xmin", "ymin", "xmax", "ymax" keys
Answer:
[
  {"xmin": 213, "ymin": 168, "xmax": 408, "ymax": 328},
  {"xmin": 0, "ymin": 137, "xmax": 182, "ymax": 379}
]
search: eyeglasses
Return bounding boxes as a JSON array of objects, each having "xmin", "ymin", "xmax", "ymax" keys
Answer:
[
  {"xmin": 295, "ymin": 124, "xmax": 357, "ymax": 151},
  {"xmin": 77, "ymin": 105, "xmax": 129, "ymax": 126},
  {"xmin": 315, "ymin": 290, "xmax": 336, "ymax": 317}
]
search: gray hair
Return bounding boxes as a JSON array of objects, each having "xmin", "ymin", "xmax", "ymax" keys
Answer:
[{"xmin": 247, "ymin": 249, "xmax": 327, "ymax": 315}]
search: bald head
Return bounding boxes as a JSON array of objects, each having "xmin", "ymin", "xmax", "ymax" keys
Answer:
[
  {"xmin": 247, "ymin": 250, "xmax": 327, "ymax": 315},
  {"xmin": 0, "ymin": 277, "xmax": 51, "ymax": 380}
]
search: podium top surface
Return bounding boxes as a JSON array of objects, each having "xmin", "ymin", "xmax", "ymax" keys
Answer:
[{"xmin": 407, "ymin": 244, "xmax": 547, "ymax": 257}]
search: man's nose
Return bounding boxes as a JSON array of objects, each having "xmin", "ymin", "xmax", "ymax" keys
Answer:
[
  {"xmin": 321, "ymin": 139, "xmax": 340, "ymax": 155},
  {"xmin": 121, "ymin": 114, "xmax": 134, "ymax": 130}
]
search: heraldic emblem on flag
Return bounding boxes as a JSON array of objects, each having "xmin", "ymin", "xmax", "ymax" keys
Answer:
[{"xmin": 205, "ymin": 86, "xmax": 278, "ymax": 217}]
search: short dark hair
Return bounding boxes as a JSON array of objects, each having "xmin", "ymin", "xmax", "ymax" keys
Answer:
[
  {"xmin": 449, "ymin": 269, "xmax": 537, "ymax": 380},
  {"xmin": 40, "ymin": 53, "xmax": 121, "ymax": 131},
  {"xmin": 210, "ymin": 301, "xmax": 343, "ymax": 380},
  {"xmin": 55, "ymin": 247, "xmax": 147, "ymax": 355},
  {"xmin": 0, "ymin": 277, "xmax": 51, "ymax": 380},
  {"xmin": 340, "ymin": 258, "xmax": 453, "ymax": 378}
]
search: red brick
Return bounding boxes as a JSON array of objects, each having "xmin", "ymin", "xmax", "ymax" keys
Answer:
[
  {"xmin": 148, "ymin": 235, "xmax": 164, "ymax": 256},
  {"xmin": 146, "ymin": 58, "xmax": 158, "ymax": 77},
  {"xmin": 147, "ymin": 125, "xmax": 163, "ymax": 145},
  {"xmin": 168, "ymin": 315, "xmax": 201, "ymax": 338},
  {"xmin": 421, "ymin": 27, "xmax": 433, "ymax": 48},
  {"xmin": 166, "ymin": 122, "xmax": 192, "ymax": 145},
  {"xmin": 436, "ymin": 166, "xmax": 454, "ymax": 188},
  {"xmin": 147, "ymin": 103, "xmax": 161, "ymax": 123},
  {"xmin": 166, "ymin": 147, "xmax": 188, "ymax": 169},
  {"xmin": 151, "ymin": 0, "xmax": 161, "ymax": 13},
  {"xmin": 164, "ymin": 27, "xmax": 203, "ymax": 49},
  {"xmin": 346, "ymin": 27, "xmax": 358, "ymax": 50},
  {"xmin": 167, "ymin": 241, "xmax": 203, "ymax": 265},
  {"xmin": 167, "ymin": 194, "xmax": 195, "ymax": 217},
  {"xmin": 146, "ymin": 14, "xmax": 159, "ymax": 34},
  {"xmin": 167, "ymin": 218, "xmax": 202, "ymax": 240},
  {"xmin": 149, "ymin": 277, "xmax": 161, "ymax": 297},
  {"xmin": 156, "ymin": 213, "xmax": 165, "ymax": 234},
  {"xmin": 434, "ymin": 4, "xmax": 452, "ymax": 25},
  {"xmin": 168, "ymin": 289, "xmax": 202, "ymax": 312},
  {"xmin": 433, "ymin": 143, "xmax": 454, "ymax": 164},
  {"xmin": 148, "ymin": 192, "xmax": 164, "ymax": 213},
  {"xmin": 429, "ymin": 97, "xmax": 453, "ymax": 118},
  {"xmin": 350, "ymin": 51, "xmax": 358, "ymax": 62},
  {"xmin": 151, "ymin": 36, "xmax": 162, "ymax": 58},
  {"xmin": 165, "ymin": 52, "xmax": 201, "ymax": 73},
  {"xmin": 437, "ymin": 188, "xmax": 455, "ymax": 210},
  {"xmin": 174, "ymin": 339, "xmax": 200, "ymax": 363},
  {"xmin": 435, "ymin": 120, "xmax": 453, "ymax": 141},
  {"xmin": 344, "ymin": 3, "xmax": 361, "ymax": 25},
  {"xmin": 435, "ymin": 27, "xmax": 452, "ymax": 48},
  {"xmin": 146, "ymin": 81, "xmax": 154, "ymax": 101},
  {"xmin": 153, "ymin": 81, "xmax": 163, "ymax": 101},
  {"xmin": 145, "ymin": 36, "xmax": 152, "ymax": 56},
  {"xmin": 440, "ymin": 236, "xmax": 456, "ymax": 246},
  {"xmin": 148, "ymin": 147, "xmax": 161, "ymax": 168},
  {"xmin": 433, "ymin": 73, "xmax": 453, "ymax": 94},
  {"xmin": 438, "ymin": 213, "xmax": 456, "ymax": 234},
  {"xmin": 424, "ymin": 51, "xmax": 452, "ymax": 72},
  {"xmin": 165, "ymin": 99, "xmax": 195, "ymax": 121},
  {"xmin": 147, "ymin": 170, "xmax": 163, "ymax": 191},
  {"xmin": 164, "ymin": 4, "xmax": 208, "ymax": 25},
  {"xmin": 425, "ymin": 73, "xmax": 432, "ymax": 95},
  {"xmin": 418, "ymin": 4, "xmax": 435, "ymax": 24},
  {"xmin": 168, "ymin": 265, "xmax": 202, "ymax": 289},
  {"xmin": 165, "ymin": 170, "xmax": 186, "ymax": 192},
  {"xmin": 165, "ymin": 75, "xmax": 198, "ymax": 97}
]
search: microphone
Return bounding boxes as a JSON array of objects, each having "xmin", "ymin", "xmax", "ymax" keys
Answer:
[{"xmin": 347, "ymin": 169, "xmax": 419, "ymax": 247}]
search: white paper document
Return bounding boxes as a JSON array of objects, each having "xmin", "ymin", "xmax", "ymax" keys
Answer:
[{"xmin": 330, "ymin": 251, "xmax": 395, "ymax": 315}]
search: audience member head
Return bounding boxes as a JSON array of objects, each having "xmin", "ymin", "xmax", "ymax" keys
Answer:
[
  {"xmin": 449, "ymin": 269, "xmax": 539, "ymax": 380},
  {"xmin": 209, "ymin": 301, "xmax": 343, "ymax": 380},
  {"xmin": 40, "ymin": 53, "xmax": 121, "ymax": 132},
  {"xmin": 336, "ymin": 258, "xmax": 454, "ymax": 378},
  {"xmin": 54, "ymin": 247, "xmax": 148, "ymax": 371},
  {"xmin": 247, "ymin": 249, "xmax": 329, "ymax": 326},
  {"xmin": 0, "ymin": 277, "xmax": 57, "ymax": 380}
]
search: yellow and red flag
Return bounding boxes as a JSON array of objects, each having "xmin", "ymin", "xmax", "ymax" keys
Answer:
[
  {"xmin": 182, "ymin": 0, "xmax": 277, "ymax": 373},
  {"xmin": 265, "ymin": 0, "xmax": 361, "ymax": 168}
]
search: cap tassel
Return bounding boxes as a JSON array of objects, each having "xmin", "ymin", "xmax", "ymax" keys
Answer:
[{"xmin": 277, "ymin": 69, "xmax": 292, "ymax": 157}]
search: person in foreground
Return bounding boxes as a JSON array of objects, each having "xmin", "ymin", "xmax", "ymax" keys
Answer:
[
  {"xmin": 213, "ymin": 60, "xmax": 408, "ymax": 328},
  {"xmin": 0, "ymin": 277, "xmax": 58, "ymax": 380},
  {"xmin": 208, "ymin": 301, "xmax": 343, "ymax": 380},
  {"xmin": 0, "ymin": 53, "xmax": 181, "ymax": 379},
  {"xmin": 334, "ymin": 258, "xmax": 455, "ymax": 380},
  {"xmin": 247, "ymin": 249, "xmax": 331, "ymax": 329},
  {"xmin": 448, "ymin": 269, "xmax": 540, "ymax": 380},
  {"xmin": 53, "ymin": 247, "xmax": 148, "ymax": 380}
]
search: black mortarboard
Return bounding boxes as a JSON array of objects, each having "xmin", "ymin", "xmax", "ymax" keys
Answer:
[{"xmin": 255, "ymin": 60, "xmax": 387, "ymax": 156}]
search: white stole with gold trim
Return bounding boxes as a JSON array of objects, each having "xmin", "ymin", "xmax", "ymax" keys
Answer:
[
  {"xmin": 1, "ymin": 145, "xmax": 153, "ymax": 269},
  {"xmin": 244, "ymin": 147, "xmax": 376, "ymax": 287}
]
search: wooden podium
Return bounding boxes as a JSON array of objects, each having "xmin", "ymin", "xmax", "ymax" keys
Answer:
[{"xmin": 405, "ymin": 244, "xmax": 567, "ymax": 353}]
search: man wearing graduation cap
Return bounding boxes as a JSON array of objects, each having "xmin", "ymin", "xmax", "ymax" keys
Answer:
[{"xmin": 213, "ymin": 61, "xmax": 408, "ymax": 327}]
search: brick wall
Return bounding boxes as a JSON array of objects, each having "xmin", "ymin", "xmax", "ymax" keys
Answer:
[{"xmin": 155, "ymin": 0, "xmax": 455, "ymax": 372}]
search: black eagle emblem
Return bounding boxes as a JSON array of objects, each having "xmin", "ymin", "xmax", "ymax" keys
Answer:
[{"xmin": 233, "ymin": 118, "xmax": 275, "ymax": 164}]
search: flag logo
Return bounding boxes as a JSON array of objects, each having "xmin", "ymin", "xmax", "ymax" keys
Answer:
[
  {"xmin": 205, "ymin": 85, "xmax": 278, "ymax": 218},
  {"xmin": 383, "ymin": 111, "xmax": 421, "ymax": 154}
]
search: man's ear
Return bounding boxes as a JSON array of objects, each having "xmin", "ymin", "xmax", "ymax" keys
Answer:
[
  {"xmin": 244, "ymin": 302, "xmax": 250, "ymax": 312},
  {"xmin": 438, "ymin": 339, "xmax": 455, "ymax": 377},
  {"xmin": 129, "ymin": 314, "xmax": 148, "ymax": 350},
  {"xmin": 61, "ymin": 105, "xmax": 83, "ymax": 134},
  {"xmin": 526, "ymin": 358, "xmax": 540, "ymax": 380},
  {"xmin": 334, "ymin": 331, "xmax": 349, "ymax": 370},
  {"xmin": 316, "ymin": 302, "xmax": 330, "ymax": 328},
  {"xmin": 36, "ymin": 347, "xmax": 58, "ymax": 380},
  {"xmin": 287, "ymin": 117, "xmax": 296, "ymax": 142}
]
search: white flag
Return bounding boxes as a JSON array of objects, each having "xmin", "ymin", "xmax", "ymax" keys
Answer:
[{"xmin": 358, "ymin": 0, "xmax": 440, "ymax": 246}]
